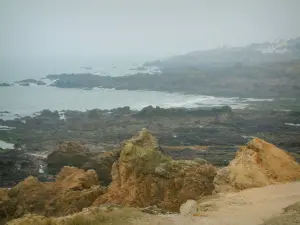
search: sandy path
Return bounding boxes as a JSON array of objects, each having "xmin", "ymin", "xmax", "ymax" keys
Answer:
[{"xmin": 134, "ymin": 182, "xmax": 300, "ymax": 225}]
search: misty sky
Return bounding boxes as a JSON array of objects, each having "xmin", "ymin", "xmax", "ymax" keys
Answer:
[{"xmin": 1, "ymin": 0, "xmax": 300, "ymax": 60}]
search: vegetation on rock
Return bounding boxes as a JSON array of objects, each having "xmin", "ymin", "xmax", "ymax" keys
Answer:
[
  {"xmin": 7, "ymin": 207, "xmax": 143, "ymax": 225},
  {"xmin": 94, "ymin": 129, "xmax": 217, "ymax": 212}
]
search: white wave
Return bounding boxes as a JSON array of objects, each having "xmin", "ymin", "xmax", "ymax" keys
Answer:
[
  {"xmin": 285, "ymin": 123, "xmax": 300, "ymax": 127},
  {"xmin": 243, "ymin": 98, "xmax": 273, "ymax": 102},
  {"xmin": 13, "ymin": 83, "xmax": 39, "ymax": 87},
  {"xmin": 27, "ymin": 152, "xmax": 48, "ymax": 159},
  {"xmin": 59, "ymin": 112, "xmax": 66, "ymax": 120},
  {"xmin": 241, "ymin": 135, "xmax": 255, "ymax": 139},
  {"xmin": 41, "ymin": 78, "xmax": 57, "ymax": 86},
  {"xmin": 162, "ymin": 95, "xmax": 250, "ymax": 109},
  {"xmin": 39, "ymin": 165, "xmax": 45, "ymax": 174},
  {"xmin": 92, "ymin": 87, "xmax": 102, "ymax": 90},
  {"xmin": 0, "ymin": 125, "xmax": 15, "ymax": 130},
  {"xmin": 91, "ymin": 71, "xmax": 101, "ymax": 75},
  {"xmin": 0, "ymin": 85, "xmax": 276, "ymax": 119},
  {"xmin": 273, "ymin": 109, "xmax": 291, "ymax": 112},
  {"xmin": 0, "ymin": 140, "xmax": 14, "ymax": 149},
  {"xmin": 0, "ymin": 113, "xmax": 20, "ymax": 121}
]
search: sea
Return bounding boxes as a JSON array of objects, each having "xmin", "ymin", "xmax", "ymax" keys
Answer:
[
  {"xmin": 0, "ymin": 56, "xmax": 276, "ymax": 149},
  {"xmin": 0, "ymin": 57, "xmax": 272, "ymax": 121}
]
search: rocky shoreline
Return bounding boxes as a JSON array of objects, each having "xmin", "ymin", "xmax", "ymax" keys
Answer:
[
  {"xmin": 2, "ymin": 39, "xmax": 299, "ymax": 99},
  {"xmin": 2, "ymin": 38, "xmax": 300, "ymax": 99},
  {"xmin": 2, "ymin": 55, "xmax": 300, "ymax": 98},
  {"xmin": 0, "ymin": 103, "xmax": 300, "ymax": 187}
]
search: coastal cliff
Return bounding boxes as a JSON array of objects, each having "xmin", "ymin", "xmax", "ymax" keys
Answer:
[{"xmin": 1, "ymin": 130, "xmax": 300, "ymax": 225}]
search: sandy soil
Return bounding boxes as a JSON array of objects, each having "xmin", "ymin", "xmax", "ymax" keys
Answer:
[{"xmin": 134, "ymin": 182, "xmax": 300, "ymax": 225}]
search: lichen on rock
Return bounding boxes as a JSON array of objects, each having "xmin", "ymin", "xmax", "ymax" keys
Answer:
[{"xmin": 94, "ymin": 129, "xmax": 217, "ymax": 212}]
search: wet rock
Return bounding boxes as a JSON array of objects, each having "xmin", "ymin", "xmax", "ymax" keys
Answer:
[{"xmin": 0, "ymin": 150, "xmax": 45, "ymax": 188}]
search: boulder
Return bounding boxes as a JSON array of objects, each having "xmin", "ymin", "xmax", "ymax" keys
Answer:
[
  {"xmin": 214, "ymin": 138, "xmax": 300, "ymax": 192},
  {"xmin": 179, "ymin": 200, "xmax": 197, "ymax": 216},
  {"xmin": 47, "ymin": 141, "xmax": 119, "ymax": 186},
  {"xmin": 1, "ymin": 166, "xmax": 105, "ymax": 223},
  {"xmin": 55, "ymin": 166, "xmax": 99, "ymax": 190},
  {"xmin": 93, "ymin": 129, "xmax": 216, "ymax": 212}
]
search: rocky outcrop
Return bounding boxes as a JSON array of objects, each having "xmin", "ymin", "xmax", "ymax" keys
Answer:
[
  {"xmin": 0, "ymin": 83, "xmax": 10, "ymax": 87},
  {"xmin": 47, "ymin": 141, "xmax": 120, "ymax": 186},
  {"xmin": 93, "ymin": 129, "xmax": 216, "ymax": 212},
  {"xmin": 134, "ymin": 105, "xmax": 232, "ymax": 118},
  {"xmin": 214, "ymin": 138, "xmax": 300, "ymax": 192},
  {"xmin": 15, "ymin": 79, "xmax": 46, "ymax": 86},
  {"xmin": 0, "ymin": 167, "xmax": 105, "ymax": 224},
  {"xmin": 0, "ymin": 150, "xmax": 46, "ymax": 187}
]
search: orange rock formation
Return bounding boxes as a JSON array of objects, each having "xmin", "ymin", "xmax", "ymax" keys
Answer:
[
  {"xmin": 214, "ymin": 137, "xmax": 300, "ymax": 191},
  {"xmin": 0, "ymin": 167, "xmax": 104, "ymax": 224},
  {"xmin": 93, "ymin": 128, "xmax": 216, "ymax": 212}
]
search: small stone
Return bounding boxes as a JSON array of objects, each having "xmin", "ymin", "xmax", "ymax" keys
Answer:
[{"xmin": 179, "ymin": 199, "xmax": 197, "ymax": 216}]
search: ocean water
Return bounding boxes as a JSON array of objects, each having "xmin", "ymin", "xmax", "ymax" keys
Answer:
[
  {"xmin": 0, "ymin": 57, "xmax": 273, "ymax": 121},
  {"xmin": 0, "ymin": 85, "xmax": 273, "ymax": 120},
  {"xmin": 0, "ymin": 58, "xmax": 276, "ymax": 149}
]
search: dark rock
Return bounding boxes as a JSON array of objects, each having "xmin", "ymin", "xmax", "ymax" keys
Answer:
[
  {"xmin": 0, "ymin": 83, "xmax": 10, "ymax": 87},
  {"xmin": 16, "ymin": 79, "xmax": 46, "ymax": 86},
  {"xmin": 19, "ymin": 83, "xmax": 29, "ymax": 86},
  {"xmin": 0, "ymin": 150, "xmax": 46, "ymax": 187},
  {"xmin": 1, "ymin": 103, "xmax": 300, "ymax": 189},
  {"xmin": 47, "ymin": 141, "xmax": 120, "ymax": 186},
  {"xmin": 46, "ymin": 52, "xmax": 300, "ymax": 99},
  {"xmin": 134, "ymin": 105, "xmax": 232, "ymax": 118}
]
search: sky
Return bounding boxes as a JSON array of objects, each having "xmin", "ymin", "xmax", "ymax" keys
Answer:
[{"xmin": 0, "ymin": 0, "xmax": 300, "ymax": 60}]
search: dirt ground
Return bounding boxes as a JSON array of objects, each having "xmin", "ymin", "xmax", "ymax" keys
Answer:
[{"xmin": 134, "ymin": 182, "xmax": 300, "ymax": 225}]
